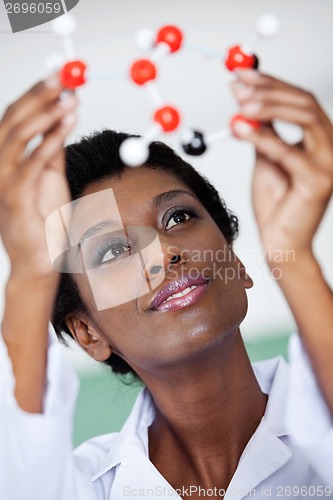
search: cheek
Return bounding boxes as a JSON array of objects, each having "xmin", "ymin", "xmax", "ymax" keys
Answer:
[
  {"xmin": 184, "ymin": 229, "xmax": 232, "ymax": 273},
  {"xmin": 217, "ymin": 263, "xmax": 249, "ymax": 326},
  {"xmin": 84, "ymin": 263, "xmax": 150, "ymax": 312},
  {"xmin": 75, "ymin": 255, "xmax": 153, "ymax": 313},
  {"xmin": 204, "ymin": 239, "xmax": 249, "ymax": 324},
  {"xmin": 75, "ymin": 273, "xmax": 153, "ymax": 356},
  {"xmin": 75, "ymin": 230, "xmax": 165, "ymax": 313}
]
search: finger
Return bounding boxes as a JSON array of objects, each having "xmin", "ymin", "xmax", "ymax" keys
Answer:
[
  {"xmin": 0, "ymin": 115, "xmax": 77, "ymax": 221},
  {"xmin": 241, "ymin": 101, "xmax": 321, "ymax": 127},
  {"xmin": 0, "ymin": 76, "xmax": 63, "ymax": 146},
  {"xmin": 247, "ymin": 126, "xmax": 333, "ymax": 223},
  {"xmin": 235, "ymin": 69, "xmax": 310, "ymax": 94},
  {"xmin": 46, "ymin": 142, "xmax": 65, "ymax": 175},
  {"xmin": 23, "ymin": 112, "xmax": 77, "ymax": 185},
  {"xmin": 231, "ymin": 80, "xmax": 325, "ymax": 112},
  {"xmin": 252, "ymin": 154, "xmax": 290, "ymax": 228},
  {"xmin": 238, "ymin": 100, "xmax": 332, "ymax": 158},
  {"xmin": 233, "ymin": 70, "xmax": 333, "ymax": 152},
  {"xmin": 251, "ymin": 104, "xmax": 332, "ymax": 160},
  {"xmin": 0, "ymin": 94, "xmax": 78, "ymax": 176},
  {"xmin": 234, "ymin": 70, "xmax": 332, "ymax": 127},
  {"xmin": 234, "ymin": 123, "xmax": 314, "ymax": 179}
]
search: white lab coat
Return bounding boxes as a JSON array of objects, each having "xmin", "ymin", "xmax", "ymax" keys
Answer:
[{"xmin": 0, "ymin": 329, "xmax": 332, "ymax": 500}]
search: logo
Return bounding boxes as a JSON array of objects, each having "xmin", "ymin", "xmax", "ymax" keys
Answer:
[
  {"xmin": 3, "ymin": 0, "xmax": 79, "ymax": 33},
  {"xmin": 45, "ymin": 189, "xmax": 165, "ymax": 311}
]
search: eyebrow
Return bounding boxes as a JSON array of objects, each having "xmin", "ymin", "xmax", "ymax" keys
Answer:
[
  {"xmin": 152, "ymin": 189, "xmax": 198, "ymax": 208},
  {"xmin": 78, "ymin": 218, "xmax": 123, "ymax": 243},
  {"xmin": 77, "ymin": 190, "xmax": 197, "ymax": 243}
]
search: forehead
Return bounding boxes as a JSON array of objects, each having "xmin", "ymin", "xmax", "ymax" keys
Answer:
[
  {"xmin": 81, "ymin": 166, "xmax": 192, "ymax": 208},
  {"xmin": 61, "ymin": 166, "xmax": 197, "ymax": 242},
  {"xmin": 46, "ymin": 167, "xmax": 200, "ymax": 274}
]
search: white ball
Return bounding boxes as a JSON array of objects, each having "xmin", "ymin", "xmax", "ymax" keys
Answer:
[
  {"xmin": 256, "ymin": 14, "xmax": 280, "ymax": 38},
  {"xmin": 181, "ymin": 129, "xmax": 195, "ymax": 144},
  {"xmin": 52, "ymin": 14, "xmax": 77, "ymax": 36},
  {"xmin": 45, "ymin": 52, "xmax": 65, "ymax": 72},
  {"xmin": 135, "ymin": 29, "xmax": 156, "ymax": 51},
  {"xmin": 119, "ymin": 138, "xmax": 150, "ymax": 167}
]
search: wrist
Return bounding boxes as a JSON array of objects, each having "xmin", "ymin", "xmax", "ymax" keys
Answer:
[
  {"xmin": 266, "ymin": 249, "xmax": 323, "ymax": 285},
  {"xmin": 2, "ymin": 272, "xmax": 59, "ymax": 342},
  {"xmin": 5, "ymin": 271, "xmax": 60, "ymax": 308},
  {"xmin": 8, "ymin": 266, "xmax": 59, "ymax": 289},
  {"xmin": 264, "ymin": 245, "xmax": 316, "ymax": 271}
]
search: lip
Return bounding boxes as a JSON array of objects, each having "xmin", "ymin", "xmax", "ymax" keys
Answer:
[{"xmin": 149, "ymin": 274, "xmax": 210, "ymax": 312}]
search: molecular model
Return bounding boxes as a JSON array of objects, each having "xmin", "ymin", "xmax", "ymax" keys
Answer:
[{"xmin": 50, "ymin": 13, "xmax": 280, "ymax": 167}]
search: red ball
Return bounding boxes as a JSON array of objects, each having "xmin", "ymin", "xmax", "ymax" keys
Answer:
[
  {"xmin": 60, "ymin": 60, "xmax": 87, "ymax": 89},
  {"xmin": 225, "ymin": 45, "xmax": 256, "ymax": 72},
  {"xmin": 156, "ymin": 25, "xmax": 183, "ymax": 53},
  {"xmin": 154, "ymin": 106, "xmax": 180, "ymax": 132},
  {"xmin": 230, "ymin": 114, "xmax": 260, "ymax": 137},
  {"xmin": 130, "ymin": 59, "xmax": 157, "ymax": 86}
]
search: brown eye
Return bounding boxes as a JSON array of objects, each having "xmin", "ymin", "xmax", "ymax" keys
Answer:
[
  {"xmin": 100, "ymin": 241, "xmax": 131, "ymax": 264},
  {"xmin": 165, "ymin": 211, "xmax": 191, "ymax": 230}
]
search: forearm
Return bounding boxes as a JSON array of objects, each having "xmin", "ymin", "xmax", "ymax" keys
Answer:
[
  {"xmin": 272, "ymin": 253, "xmax": 333, "ymax": 414},
  {"xmin": 0, "ymin": 285, "xmax": 80, "ymax": 500},
  {"xmin": 1, "ymin": 273, "xmax": 59, "ymax": 413}
]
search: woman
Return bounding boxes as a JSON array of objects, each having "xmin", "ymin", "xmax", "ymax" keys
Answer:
[{"xmin": 0, "ymin": 69, "xmax": 333, "ymax": 499}]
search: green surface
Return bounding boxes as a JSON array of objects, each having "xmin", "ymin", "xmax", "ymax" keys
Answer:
[
  {"xmin": 73, "ymin": 371, "xmax": 142, "ymax": 447},
  {"xmin": 244, "ymin": 332, "xmax": 290, "ymax": 363},
  {"xmin": 73, "ymin": 332, "xmax": 291, "ymax": 447}
]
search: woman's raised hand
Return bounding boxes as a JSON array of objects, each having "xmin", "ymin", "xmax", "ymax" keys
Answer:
[
  {"xmin": 0, "ymin": 76, "xmax": 78, "ymax": 281},
  {"xmin": 0, "ymin": 77, "xmax": 78, "ymax": 413},
  {"xmin": 232, "ymin": 70, "xmax": 333, "ymax": 414},
  {"xmin": 231, "ymin": 70, "xmax": 333, "ymax": 265}
]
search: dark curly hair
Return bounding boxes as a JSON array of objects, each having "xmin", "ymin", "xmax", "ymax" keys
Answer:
[{"xmin": 52, "ymin": 130, "xmax": 239, "ymax": 379}]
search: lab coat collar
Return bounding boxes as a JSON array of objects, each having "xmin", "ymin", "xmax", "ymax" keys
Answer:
[
  {"xmin": 91, "ymin": 356, "xmax": 292, "ymax": 491},
  {"xmin": 253, "ymin": 355, "xmax": 291, "ymax": 437},
  {"xmin": 225, "ymin": 356, "xmax": 293, "ymax": 499},
  {"xmin": 91, "ymin": 387, "xmax": 155, "ymax": 480}
]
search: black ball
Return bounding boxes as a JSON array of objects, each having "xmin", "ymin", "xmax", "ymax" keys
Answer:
[
  {"xmin": 252, "ymin": 54, "xmax": 260, "ymax": 70},
  {"xmin": 182, "ymin": 130, "xmax": 207, "ymax": 156}
]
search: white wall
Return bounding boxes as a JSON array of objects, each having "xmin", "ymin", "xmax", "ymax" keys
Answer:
[{"xmin": 0, "ymin": 0, "xmax": 333, "ymax": 345}]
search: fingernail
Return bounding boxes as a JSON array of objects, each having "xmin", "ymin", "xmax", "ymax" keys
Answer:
[
  {"xmin": 234, "ymin": 84, "xmax": 255, "ymax": 100},
  {"xmin": 58, "ymin": 92, "xmax": 76, "ymax": 109},
  {"xmin": 62, "ymin": 113, "xmax": 77, "ymax": 126},
  {"xmin": 44, "ymin": 73, "xmax": 60, "ymax": 89},
  {"xmin": 234, "ymin": 80, "xmax": 247, "ymax": 89},
  {"xmin": 233, "ymin": 121, "xmax": 253, "ymax": 137},
  {"xmin": 236, "ymin": 68, "xmax": 260, "ymax": 80},
  {"xmin": 241, "ymin": 102, "xmax": 262, "ymax": 116},
  {"xmin": 59, "ymin": 90, "xmax": 75, "ymax": 101}
]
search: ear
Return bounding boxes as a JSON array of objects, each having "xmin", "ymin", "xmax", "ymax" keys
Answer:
[
  {"xmin": 232, "ymin": 252, "xmax": 253, "ymax": 290},
  {"xmin": 65, "ymin": 314, "xmax": 112, "ymax": 362}
]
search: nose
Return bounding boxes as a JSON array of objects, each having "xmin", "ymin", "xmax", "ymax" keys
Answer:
[
  {"xmin": 147, "ymin": 237, "xmax": 186, "ymax": 279},
  {"xmin": 149, "ymin": 254, "xmax": 182, "ymax": 276},
  {"xmin": 170, "ymin": 254, "xmax": 182, "ymax": 265}
]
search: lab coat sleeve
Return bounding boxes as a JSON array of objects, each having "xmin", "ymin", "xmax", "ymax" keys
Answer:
[
  {"xmin": 286, "ymin": 333, "xmax": 333, "ymax": 488},
  {"xmin": 0, "ymin": 325, "xmax": 80, "ymax": 500}
]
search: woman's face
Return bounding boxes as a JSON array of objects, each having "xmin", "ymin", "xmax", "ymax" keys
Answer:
[{"xmin": 70, "ymin": 166, "xmax": 252, "ymax": 377}]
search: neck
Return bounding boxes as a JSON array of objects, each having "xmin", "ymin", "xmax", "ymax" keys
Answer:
[{"xmin": 145, "ymin": 331, "xmax": 267, "ymax": 490}]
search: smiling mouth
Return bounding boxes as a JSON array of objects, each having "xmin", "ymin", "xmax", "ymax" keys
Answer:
[{"xmin": 149, "ymin": 275, "xmax": 210, "ymax": 312}]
